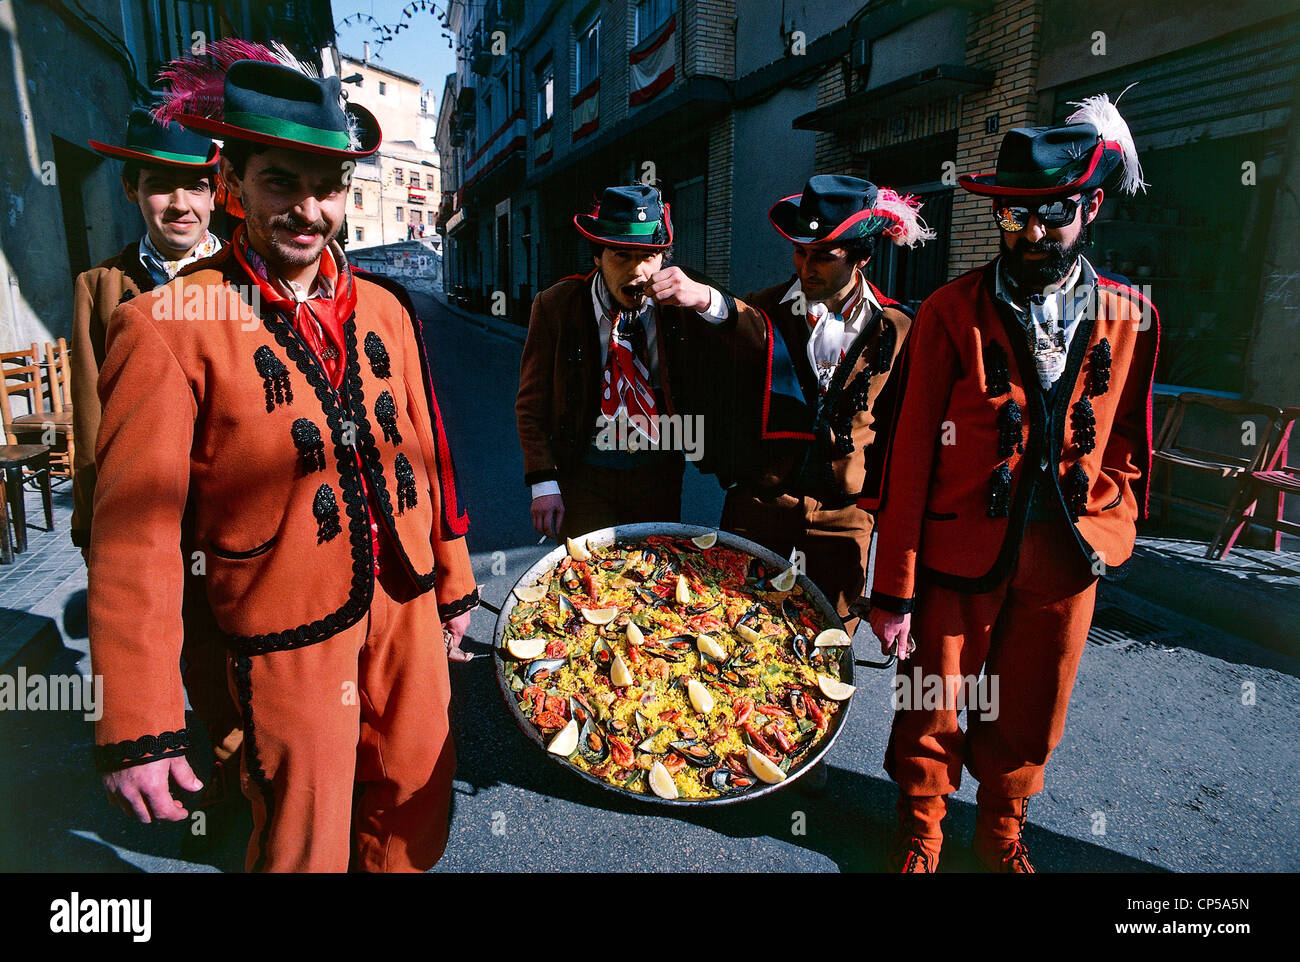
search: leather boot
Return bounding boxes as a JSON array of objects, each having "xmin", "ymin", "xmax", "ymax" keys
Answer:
[
  {"xmin": 887, "ymin": 793, "xmax": 945, "ymax": 873},
  {"xmin": 973, "ymin": 787, "xmax": 1035, "ymax": 873}
]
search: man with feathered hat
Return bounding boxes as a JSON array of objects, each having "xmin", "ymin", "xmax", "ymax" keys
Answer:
[
  {"xmin": 720, "ymin": 175, "xmax": 932, "ymax": 623},
  {"xmin": 88, "ymin": 41, "xmax": 478, "ymax": 872},
  {"xmin": 861, "ymin": 91, "xmax": 1159, "ymax": 872},
  {"xmin": 517, "ymin": 183, "xmax": 765, "ymax": 540},
  {"xmin": 73, "ymin": 108, "xmax": 246, "ymax": 828}
]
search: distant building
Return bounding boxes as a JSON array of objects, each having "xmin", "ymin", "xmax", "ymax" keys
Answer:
[{"xmin": 340, "ymin": 50, "xmax": 441, "ymax": 250}]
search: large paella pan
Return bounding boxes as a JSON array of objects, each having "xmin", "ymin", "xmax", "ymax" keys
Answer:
[{"xmin": 492, "ymin": 523, "xmax": 862, "ymax": 807}]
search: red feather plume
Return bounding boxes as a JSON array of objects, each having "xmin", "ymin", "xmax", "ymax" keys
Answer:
[{"xmin": 151, "ymin": 40, "xmax": 283, "ymax": 126}]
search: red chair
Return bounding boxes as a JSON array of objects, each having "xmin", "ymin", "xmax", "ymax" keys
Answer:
[{"xmin": 1211, "ymin": 407, "xmax": 1300, "ymax": 559}]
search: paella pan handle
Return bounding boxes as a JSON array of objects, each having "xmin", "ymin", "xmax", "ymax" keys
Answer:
[{"xmin": 854, "ymin": 653, "xmax": 897, "ymax": 670}]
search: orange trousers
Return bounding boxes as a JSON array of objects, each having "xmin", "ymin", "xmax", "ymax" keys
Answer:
[
  {"xmin": 228, "ymin": 567, "xmax": 455, "ymax": 872},
  {"xmin": 885, "ymin": 519, "xmax": 1098, "ymax": 799}
]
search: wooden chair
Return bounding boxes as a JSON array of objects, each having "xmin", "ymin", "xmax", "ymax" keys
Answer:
[
  {"xmin": 0, "ymin": 444, "xmax": 54, "ymax": 563},
  {"xmin": 1210, "ymin": 407, "xmax": 1300, "ymax": 559},
  {"xmin": 1149, "ymin": 392, "xmax": 1282, "ymax": 557},
  {"xmin": 0, "ymin": 341, "xmax": 74, "ymax": 479}
]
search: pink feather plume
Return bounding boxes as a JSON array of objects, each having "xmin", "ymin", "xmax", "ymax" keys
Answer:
[
  {"xmin": 876, "ymin": 188, "xmax": 936, "ymax": 249},
  {"xmin": 151, "ymin": 40, "xmax": 285, "ymax": 126}
]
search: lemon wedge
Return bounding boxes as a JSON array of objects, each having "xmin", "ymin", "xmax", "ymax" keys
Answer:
[
  {"xmin": 735, "ymin": 623, "xmax": 762, "ymax": 645},
  {"xmin": 814, "ymin": 628, "xmax": 852, "ymax": 648},
  {"xmin": 675, "ymin": 574, "xmax": 691, "ymax": 605},
  {"xmin": 648, "ymin": 760, "xmax": 679, "ymax": 799},
  {"xmin": 513, "ymin": 583, "xmax": 547, "ymax": 603},
  {"xmin": 565, "ymin": 537, "xmax": 590, "ymax": 561},
  {"xmin": 746, "ymin": 746, "xmax": 786, "ymax": 784},
  {"xmin": 506, "ymin": 637, "xmax": 547, "ymax": 660},
  {"xmin": 691, "ymin": 531, "xmax": 718, "ymax": 549},
  {"xmin": 686, "ymin": 678, "xmax": 715, "ymax": 714},
  {"xmin": 580, "ymin": 606, "xmax": 620, "ymax": 625},
  {"xmin": 626, "ymin": 621, "xmax": 645, "ymax": 646},
  {"xmin": 769, "ymin": 565, "xmax": 798, "ymax": 591},
  {"xmin": 547, "ymin": 718, "xmax": 579, "ymax": 756},
  {"xmin": 817, "ymin": 675, "xmax": 856, "ymax": 701},
  {"xmin": 696, "ymin": 634, "xmax": 727, "ymax": 662},
  {"xmin": 610, "ymin": 654, "xmax": 634, "ymax": 687}
]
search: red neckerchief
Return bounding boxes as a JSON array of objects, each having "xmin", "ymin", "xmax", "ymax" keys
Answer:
[{"xmin": 232, "ymin": 225, "xmax": 357, "ymax": 389}]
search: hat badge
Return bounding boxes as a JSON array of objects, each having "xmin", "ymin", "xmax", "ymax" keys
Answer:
[
  {"xmin": 809, "ymin": 219, "xmax": 819, "ymax": 231},
  {"xmin": 636, "ymin": 206, "xmax": 648, "ymax": 222}
]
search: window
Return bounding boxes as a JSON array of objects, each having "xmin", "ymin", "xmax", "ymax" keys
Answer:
[
  {"xmin": 353, "ymin": 189, "xmax": 363, "ymax": 208},
  {"xmin": 535, "ymin": 57, "xmax": 554, "ymax": 125},
  {"xmin": 635, "ymin": 0, "xmax": 674, "ymax": 42},
  {"xmin": 355, "ymin": 226, "xmax": 364, "ymax": 241},
  {"xmin": 378, "ymin": 80, "xmax": 387, "ymax": 95},
  {"xmin": 412, "ymin": 210, "xmax": 422, "ymax": 225},
  {"xmin": 427, "ymin": 173, "xmax": 436, "ymax": 189},
  {"xmin": 395, "ymin": 206, "xmax": 404, "ymax": 222},
  {"xmin": 575, "ymin": 17, "xmax": 600, "ymax": 90},
  {"xmin": 395, "ymin": 168, "xmax": 404, "ymax": 185}
]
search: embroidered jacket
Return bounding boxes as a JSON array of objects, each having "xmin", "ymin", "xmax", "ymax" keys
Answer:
[
  {"xmin": 739, "ymin": 276, "xmax": 912, "ymax": 505},
  {"xmin": 89, "ymin": 246, "xmax": 476, "ymax": 771},
  {"xmin": 860, "ymin": 260, "xmax": 1159, "ymax": 611}
]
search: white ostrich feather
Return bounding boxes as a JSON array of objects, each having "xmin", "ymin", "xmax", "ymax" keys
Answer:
[
  {"xmin": 1065, "ymin": 84, "xmax": 1147, "ymax": 195},
  {"xmin": 876, "ymin": 189, "xmax": 937, "ymax": 248}
]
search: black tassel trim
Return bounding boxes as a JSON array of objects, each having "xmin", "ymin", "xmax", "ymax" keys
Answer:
[
  {"xmin": 291, "ymin": 418, "xmax": 326, "ymax": 474},
  {"xmin": 1066, "ymin": 463, "xmax": 1090, "ymax": 520},
  {"xmin": 365, "ymin": 331, "xmax": 391, "ymax": 379},
  {"xmin": 374, "ymin": 390, "xmax": 402, "ymax": 445},
  {"xmin": 1071, "ymin": 396, "xmax": 1097, "ymax": 455},
  {"xmin": 253, "ymin": 345, "xmax": 293, "ymax": 412},
  {"xmin": 395, "ymin": 453, "xmax": 418, "ymax": 514},
  {"xmin": 988, "ymin": 462, "xmax": 1013, "ymax": 518},
  {"xmin": 438, "ymin": 587, "xmax": 480, "ymax": 622},
  {"xmin": 871, "ymin": 317, "xmax": 897, "ymax": 375},
  {"xmin": 1087, "ymin": 338, "xmax": 1111, "ymax": 396},
  {"xmin": 997, "ymin": 399, "xmax": 1025, "ymax": 459},
  {"xmin": 984, "ymin": 340, "xmax": 1010, "ymax": 396},
  {"xmin": 313, "ymin": 483, "xmax": 343, "ymax": 542},
  {"xmin": 231, "ymin": 655, "xmax": 274, "ymax": 872},
  {"xmin": 93, "ymin": 728, "xmax": 192, "ymax": 772}
]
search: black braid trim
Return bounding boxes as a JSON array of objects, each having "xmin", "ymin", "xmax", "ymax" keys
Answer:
[
  {"xmin": 984, "ymin": 340, "xmax": 1010, "ymax": 396},
  {"xmin": 997, "ymin": 399, "xmax": 1025, "ymax": 459},
  {"xmin": 231, "ymin": 655, "xmax": 274, "ymax": 872},
  {"xmin": 1087, "ymin": 338, "xmax": 1111, "ymax": 396},
  {"xmin": 988, "ymin": 461, "xmax": 1013, "ymax": 518},
  {"xmin": 364, "ymin": 331, "xmax": 391, "ymax": 379},
  {"xmin": 253, "ymin": 345, "xmax": 293, "ymax": 412},
  {"xmin": 291, "ymin": 417, "xmax": 326, "ymax": 474},
  {"xmin": 1066, "ymin": 462, "xmax": 1090, "ymax": 520},
  {"xmin": 872, "ymin": 317, "xmax": 897, "ymax": 375},
  {"xmin": 1070, "ymin": 396, "xmax": 1097, "ymax": 455},
  {"xmin": 375, "ymin": 390, "xmax": 403, "ymax": 445},
  {"xmin": 438, "ymin": 587, "xmax": 480, "ymax": 621},
  {"xmin": 93, "ymin": 728, "xmax": 192, "ymax": 772}
]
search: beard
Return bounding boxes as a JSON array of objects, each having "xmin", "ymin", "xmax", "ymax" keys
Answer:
[
  {"xmin": 247, "ymin": 208, "xmax": 338, "ymax": 271},
  {"xmin": 1000, "ymin": 229, "xmax": 1088, "ymax": 295}
]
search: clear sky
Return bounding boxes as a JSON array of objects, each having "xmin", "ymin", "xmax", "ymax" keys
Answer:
[{"xmin": 333, "ymin": 0, "xmax": 460, "ymax": 99}]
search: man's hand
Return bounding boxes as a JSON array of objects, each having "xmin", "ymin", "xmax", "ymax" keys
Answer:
[
  {"xmin": 531, "ymin": 493, "xmax": 565, "ymax": 539},
  {"xmin": 444, "ymin": 611, "xmax": 473, "ymax": 663},
  {"xmin": 102, "ymin": 755, "xmax": 202, "ymax": 823},
  {"xmin": 868, "ymin": 608, "xmax": 915, "ymax": 661},
  {"xmin": 648, "ymin": 266, "xmax": 712, "ymax": 312}
]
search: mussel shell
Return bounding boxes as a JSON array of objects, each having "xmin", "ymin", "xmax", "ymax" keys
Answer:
[
  {"xmin": 635, "ymin": 588, "xmax": 668, "ymax": 608},
  {"xmin": 731, "ymin": 645, "xmax": 759, "ymax": 668},
  {"xmin": 685, "ymin": 601, "xmax": 720, "ymax": 616},
  {"xmin": 789, "ymin": 689, "xmax": 808, "ymax": 719},
  {"xmin": 578, "ymin": 716, "xmax": 610, "ymax": 762},
  {"xmin": 669, "ymin": 740, "xmax": 719, "ymax": 768},
  {"xmin": 599, "ymin": 559, "xmax": 627, "ymax": 571},
  {"xmin": 523, "ymin": 657, "xmax": 566, "ymax": 682},
  {"xmin": 781, "ymin": 597, "xmax": 802, "ymax": 625},
  {"xmin": 637, "ymin": 726, "xmax": 666, "ymax": 752},
  {"xmin": 560, "ymin": 567, "xmax": 582, "ymax": 591},
  {"xmin": 746, "ymin": 558, "xmax": 768, "ymax": 583},
  {"xmin": 708, "ymin": 768, "xmax": 755, "ymax": 793},
  {"xmin": 791, "ymin": 634, "xmax": 811, "ymax": 663}
]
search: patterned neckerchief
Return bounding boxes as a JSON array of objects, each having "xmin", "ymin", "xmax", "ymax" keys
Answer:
[{"xmin": 138, "ymin": 230, "xmax": 222, "ymax": 287}]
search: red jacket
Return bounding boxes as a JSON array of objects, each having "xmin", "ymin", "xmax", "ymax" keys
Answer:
[{"xmin": 861, "ymin": 260, "xmax": 1159, "ymax": 611}]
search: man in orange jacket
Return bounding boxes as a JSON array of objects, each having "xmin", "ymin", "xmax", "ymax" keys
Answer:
[
  {"xmin": 862, "ymin": 93, "xmax": 1159, "ymax": 872},
  {"xmin": 90, "ymin": 49, "xmax": 477, "ymax": 872}
]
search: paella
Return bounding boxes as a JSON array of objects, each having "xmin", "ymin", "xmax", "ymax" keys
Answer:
[{"xmin": 498, "ymin": 530, "xmax": 856, "ymax": 801}]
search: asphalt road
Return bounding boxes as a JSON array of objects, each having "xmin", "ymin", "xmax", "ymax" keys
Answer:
[{"xmin": 1, "ymin": 291, "xmax": 1295, "ymax": 873}]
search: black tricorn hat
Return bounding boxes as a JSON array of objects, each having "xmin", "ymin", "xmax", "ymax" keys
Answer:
[
  {"xmin": 88, "ymin": 107, "xmax": 219, "ymax": 168},
  {"xmin": 162, "ymin": 57, "xmax": 381, "ymax": 158},
  {"xmin": 768, "ymin": 175, "xmax": 900, "ymax": 245},
  {"xmin": 573, "ymin": 184, "xmax": 674, "ymax": 250}
]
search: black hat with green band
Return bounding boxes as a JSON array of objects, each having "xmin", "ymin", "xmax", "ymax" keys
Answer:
[
  {"xmin": 172, "ymin": 60, "xmax": 381, "ymax": 158},
  {"xmin": 88, "ymin": 107, "xmax": 219, "ymax": 168},
  {"xmin": 573, "ymin": 184, "xmax": 673, "ymax": 250}
]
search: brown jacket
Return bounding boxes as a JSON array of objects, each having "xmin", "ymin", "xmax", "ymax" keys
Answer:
[
  {"xmin": 69, "ymin": 241, "xmax": 157, "ymax": 547},
  {"xmin": 861, "ymin": 260, "xmax": 1159, "ymax": 610},
  {"xmin": 515, "ymin": 270, "xmax": 766, "ymax": 486},
  {"xmin": 738, "ymin": 277, "xmax": 913, "ymax": 506},
  {"xmin": 89, "ymin": 246, "xmax": 477, "ymax": 771}
]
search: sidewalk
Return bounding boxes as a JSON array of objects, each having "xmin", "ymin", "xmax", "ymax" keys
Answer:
[{"xmin": 424, "ymin": 291, "xmax": 526, "ymax": 343}]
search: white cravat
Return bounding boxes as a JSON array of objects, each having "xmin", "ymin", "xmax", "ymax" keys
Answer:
[{"xmin": 781, "ymin": 271, "xmax": 882, "ymax": 395}]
